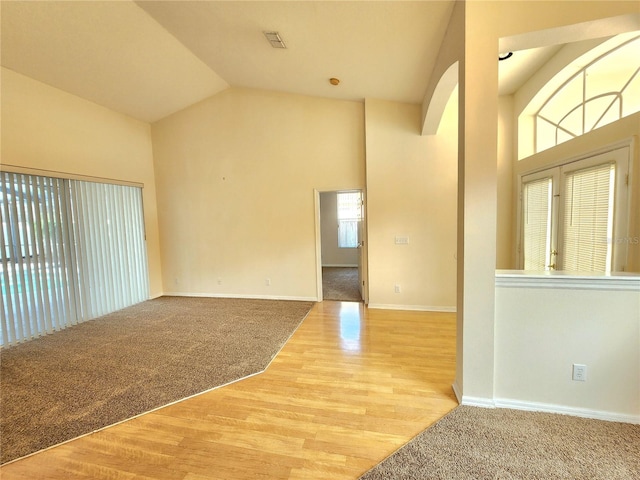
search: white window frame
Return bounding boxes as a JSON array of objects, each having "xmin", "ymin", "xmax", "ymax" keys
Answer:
[
  {"xmin": 517, "ymin": 143, "xmax": 632, "ymax": 272},
  {"xmin": 533, "ymin": 35, "xmax": 640, "ymax": 154}
]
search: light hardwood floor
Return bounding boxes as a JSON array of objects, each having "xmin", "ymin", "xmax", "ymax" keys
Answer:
[{"xmin": 1, "ymin": 301, "xmax": 458, "ymax": 480}]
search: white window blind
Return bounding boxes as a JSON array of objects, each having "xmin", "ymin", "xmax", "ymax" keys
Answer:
[
  {"xmin": 337, "ymin": 192, "xmax": 362, "ymax": 249},
  {"xmin": 562, "ymin": 163, "xmax": 615, "ymax": 272},
  {"xmin": 523, "ymin": 177, "xmax": 553, "ymax": 270},
  {"xmin": 1, "ymin": 172, "xmax": 148, "ymax": 347}
]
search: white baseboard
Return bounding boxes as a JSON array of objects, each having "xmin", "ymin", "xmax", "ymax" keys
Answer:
[
  {"xmin": 367, "ymin": 303, "xmax": 456, "ymax": 313},
  {"xmin": 162, "ymin": 292, "xmax": 318, "ymax": 302},
  {"xmin": 455, "ymin": 394, "xmax": 638, "ymax": 423},
  {"xmin": 494, "ymin": 398, "xmax": 640, "ymax": 424},
  {"xmin": 460, "ymin": 395, "xmax": 496, "ymax": 408}
]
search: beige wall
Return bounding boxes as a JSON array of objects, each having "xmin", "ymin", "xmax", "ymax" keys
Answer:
[
  {"xmin": 151, "ymin": 87, "xmax": 365, "ymax": 299},
  {"xmin": 0, "ymin": 67, "xmax": 163, "ymax": 297},
  {"xmin": 319, "ymin": 191, "xmax": 359, "ymax": 267},
  {"xmin": 497, "ymin": 95, "xmax": 515, "ymax": 269},
  {"xmin": 365, "ymin": 98, "xmax": 457, "ymax": 311}
]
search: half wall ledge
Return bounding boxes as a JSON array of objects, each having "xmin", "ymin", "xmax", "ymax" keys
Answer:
[{"xmin": 495, "ymin": 270, "xmax": 640, "ymax": 291}]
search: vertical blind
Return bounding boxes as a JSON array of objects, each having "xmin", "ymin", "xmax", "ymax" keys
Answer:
[
  {"xmin": 1, "ymin": 172, "xmax": 148, "ymax": 347},
  {"xmin": 562, "ymin": 163, "xmax": 615, "ymax": 272},
  {"xmin": 523, "ymin": 177, "xmax": 553, "ymax": 270}
]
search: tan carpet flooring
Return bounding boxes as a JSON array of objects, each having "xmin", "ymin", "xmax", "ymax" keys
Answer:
[
  {"xmin": 322, "ymin": 266, "xmax": 362, "ymax": 302},
  {"xmin": 0, "ymin": 296, "xmax": 313, "ymax": 464},
  {"xmin": 359, "ymin": 405, "xmax": 640, "ymax": 479}
]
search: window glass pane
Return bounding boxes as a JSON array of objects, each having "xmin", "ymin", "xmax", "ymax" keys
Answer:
[
  {"xmin": 337, "ymin": 192, "xmax": 361, "ymax": 248},
  {"xmin": 585, "ymin": 37, "xmax": 640, "ymax": 98},
  {"xmin": 536, "ymin": 117, "xmax": 557, "ymax": 153},
  {"xmin": 562, "ymin": 164, "xmax": 614, "ymax": 272},
  {"xmin": 337, "ymin": 192, "xmax": 362, "ymax": 221},
  {"xmin": 556, "ymin": 129, "xmax": 574, "ymax": 147},
  {"xmin": 557, "ymin": 105, "xmax": 583, "ymax": 138},
  {"xmin": 586, "ymin": 96, "xmax": 620, "ymax": 131},
  {"xmin": 539, "ymin": 73, "xmax": 583, "ymax": 125},
  {"xmin": 622, "ymin": 72, "xmax": 640, "ymax": 117}
]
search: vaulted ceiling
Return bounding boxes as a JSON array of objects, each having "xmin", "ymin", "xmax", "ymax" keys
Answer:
[{"xmin": 1, "ymin": 1, "xmax": 559, "ymax": 124}]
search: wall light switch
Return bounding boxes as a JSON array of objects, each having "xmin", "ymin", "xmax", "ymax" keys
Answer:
[{"xmin": 395, "ymin": 236, "xmax": 409, "ymax": 245}]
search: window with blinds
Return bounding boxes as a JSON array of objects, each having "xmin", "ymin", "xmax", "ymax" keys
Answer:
[
  {"xmin": 523, "ymin": 177, "xmax": 553, "ymax": 270},
  {"xmin": 562, "ymin": 163, "xmax": 615, "ymax": 272},
  {"xmin": 1, "ymin": 172, "xmax": 148, "ymax": 347},
  {"xmin": 518, "ymin": 146, "xmax": 629, "ymax": 274},
  {"xmin": 337, "ymin": 192, "xmax": 362, "ymax": 249}
]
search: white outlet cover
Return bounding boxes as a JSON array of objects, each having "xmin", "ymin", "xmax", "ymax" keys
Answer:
[{"xmin": 572, "ymin": 364, "xmax": 587, "ymax": 381}]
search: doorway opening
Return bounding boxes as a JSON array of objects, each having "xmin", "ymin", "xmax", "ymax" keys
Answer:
[{"xmin": 315, "ymin": 190, "xmax": 366, "ymax": 303}]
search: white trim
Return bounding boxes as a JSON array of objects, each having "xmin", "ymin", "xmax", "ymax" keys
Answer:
[
  {"xmin": 162, "ymin": 292, "xmax": 318, "ymax": 302},
  {"xmin": 322, "ymin": 264, "xmax": 359, "ymax": 268},
  {"xmin": 367, "ymin": 303, "xmax": 456, "ymax": 313},
  {"xmin": 460, "ymin": 396, "xmax": 496, "ymax": 408},
  {"xmin": 0, "ymin": 163, "xmax": 143, "ymax": 188},
  {"xmin": 496, "ymin": 270, "xmax": 640, "ymax": 291},
  {"xmin": 494, "ymin": 398, "xmax": 640, "ymax": 424},
  {"xmin": 452, "ymin": 380, "xmax": 462, "ymax": 403},
  {"xmin": 521, "ymin": 134, "xmax": 635, "ymax": 172},
  {"xmin": 314, "ymin": 189, "xmax": 323, "ymax": 302}
]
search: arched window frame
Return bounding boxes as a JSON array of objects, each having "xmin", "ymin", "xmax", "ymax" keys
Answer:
[{"xmin": 533, "ymin": 35, "xmax": 640, "ymax": 154}]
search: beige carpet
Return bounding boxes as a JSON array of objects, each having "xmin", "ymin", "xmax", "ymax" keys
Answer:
[
  {"xmin": 359, "ymin": 405, "xmax": 640, "ymax": 479},
  {"xmin": 322, "ymin": 266, "xmax": 362, "ymax": 302},
  {"xmin": 0, "ymin": 296, "xmax": 313, "ymax": 464}
]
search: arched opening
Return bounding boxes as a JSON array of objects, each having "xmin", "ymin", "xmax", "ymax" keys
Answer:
[{"xmin": 422, "ymin": 61, "xmax": 459, "ymax": 136}]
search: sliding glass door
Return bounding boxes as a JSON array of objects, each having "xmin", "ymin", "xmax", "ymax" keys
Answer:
[{"xmin": 1, "ymin": 172, "xmax": 148, "ymax": 347}]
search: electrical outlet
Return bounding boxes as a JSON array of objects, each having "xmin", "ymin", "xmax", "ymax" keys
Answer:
[
  {"xmin": 266, "ymin": 278, "xmax": 271, "ymax": 286},
  {"xmin": 394, "ymin": 284, "xmax": 401, "ymax": 293},
  {"xmin": 217, "ymin": 278, "xmax": 222, "ymax": 285},
  {"xmin": 572, "ymin": 364, "xmax": 587, "ymax": 382},
  {"xmin": 394, "ymin": 236, "xmax": 409, "ymax": 245}
]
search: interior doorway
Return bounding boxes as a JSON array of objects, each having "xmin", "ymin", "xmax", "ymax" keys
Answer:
[{"xmin": 315, "ymin": 190, "xmax": 367, "ymax": 303}]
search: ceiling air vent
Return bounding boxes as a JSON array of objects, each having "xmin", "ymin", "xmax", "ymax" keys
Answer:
[{"xmin": 264, "ymin": 31, "xmax": 287, "ymax": 49}]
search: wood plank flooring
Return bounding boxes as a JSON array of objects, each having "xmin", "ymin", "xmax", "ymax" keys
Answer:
[{"xmin": 0, "ymin": 301, "xmax": 458, "ymax": 479}]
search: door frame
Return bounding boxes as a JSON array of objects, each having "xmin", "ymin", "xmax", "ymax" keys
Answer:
[{"xmin": 313, "ymin": 189, "xmax": 369, "ymax": 303}]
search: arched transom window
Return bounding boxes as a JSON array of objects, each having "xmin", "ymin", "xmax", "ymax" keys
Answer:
[{"xmin": 535, "ymin": 35, "xmax": 640, "ymax": 154}]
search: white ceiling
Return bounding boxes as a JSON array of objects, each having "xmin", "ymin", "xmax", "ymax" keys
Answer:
[
  {"xmin": 1, "ymin": 0, "xmax": 562, "ymax": 124},
  {"xmin": 1, "ymin": 1, "xmax": 229, "ymax": 122}
]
